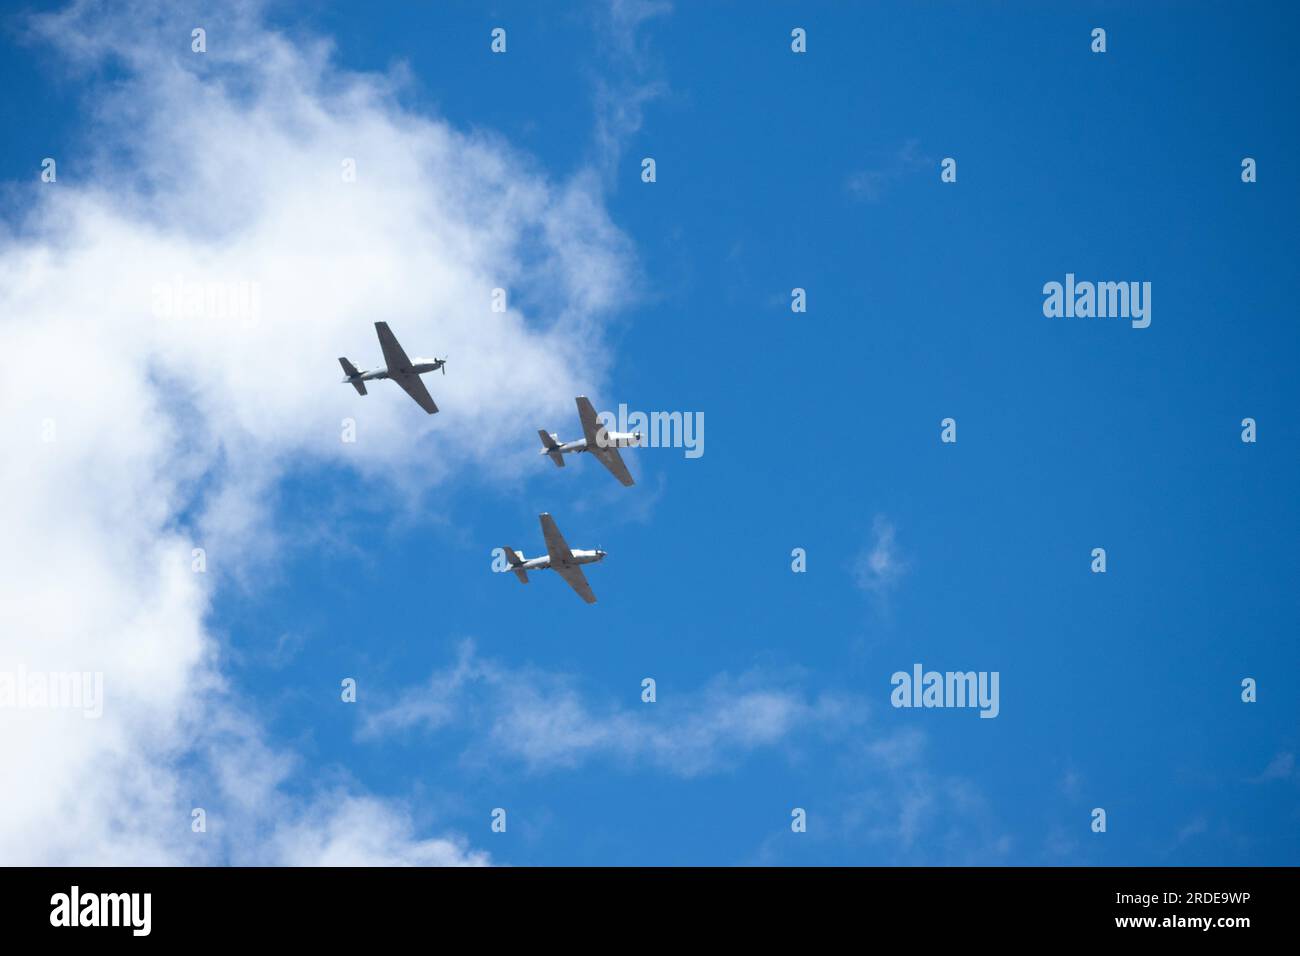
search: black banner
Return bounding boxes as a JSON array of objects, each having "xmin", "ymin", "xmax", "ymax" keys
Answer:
[{"xmin": 0, "ymin": 866, "xmax": 1290, "ymax": 942}]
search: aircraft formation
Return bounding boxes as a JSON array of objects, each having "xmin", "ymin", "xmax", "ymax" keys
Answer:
[{"xmin": 340, "ymin": 321, "xmax": 637, "ymax": 604}]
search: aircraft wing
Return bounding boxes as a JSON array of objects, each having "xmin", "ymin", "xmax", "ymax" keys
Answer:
[
  {"xmin": 375, "ymin": 321, "xmax": 413, "ymax": 374},
  {"xmin": 554, "ymin": 563, "xmax": 597, "ymax": 604},
  {"xmin": 575, "ymin": 396, "xmax": 605, "ymax": 447},
  {"xmin": 539, "ymin": 513, "xmax": 575, "ymax": 565},
  {"xmin": 394, "ymin": 373, "xmax": 438, "ymax": 414},
  {"xmin": 592, "ymin": 446, "xmax": 634, "ymax": 487}
]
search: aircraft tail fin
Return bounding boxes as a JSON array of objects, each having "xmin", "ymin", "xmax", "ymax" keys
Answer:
[
  {"xmin": 503, "ymin": 546, "xmax": 529, "ymax": 583},
  {"xmin": 339, "ymin": 358, "xmax": 367, "ymax": 395},
  {"xmin": 538, "ymin": 430, "xmax": 564, "ymax": 467}
]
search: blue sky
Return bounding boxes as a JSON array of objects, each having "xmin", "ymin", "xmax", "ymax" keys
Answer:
[{"xmin": 2, "ymin": 1, "xmax": 1297, "ymax": 865}]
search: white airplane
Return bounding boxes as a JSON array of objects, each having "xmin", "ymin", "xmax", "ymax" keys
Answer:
[
  {"xmin": 538, "ymin": 396, "xmax": 641, "ymax": 487},
  {"xmin": 502, "ymin": 513, "xmax": 606, "ymax": 604},
  {"xmin": 339, "ymin": 321, "xmax": 445, "ymax": 414}
]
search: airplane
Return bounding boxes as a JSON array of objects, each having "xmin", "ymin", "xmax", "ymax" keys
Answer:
[
  {"xmin": 501, "ymin": 512, "xmax": 606, "ymax": 604},
  {"xmin": 538, "ymin": 396, "xmax": 641, "ymax": 487},
  {"xmin": 339, "ymin": 321, "xmax": 445, "ymax": 414}
]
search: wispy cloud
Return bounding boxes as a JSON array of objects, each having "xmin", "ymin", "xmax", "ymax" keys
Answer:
[
  {"xmin": 853, "ymin": 515, "xmax": 907, "ymax": 601},
  {"xmin": 362, "ymin": 641, "xmax": 864, "ymax": 777},
  {"xmin": 1254, "ymin": 751, "xmax": 1297, "ymax": 783},
  {"xmin": 1173, "ymin": 816, "xmax": 1209, "ymax": 848},
  {"xmin": 262, "ymin": 795, "xmax": 489, "ymax": 867},
  {"xmin": 569, "ymin": 468, "xmax": 667, "ymax": 525},
  {"xmin": 1059, "ymin": 767, "xmax": 1083, "ymax": 799},
  {"xmin": 746, "ymin": 728, "xmax": 1013, "ymax": 865},
  {"xmin": 364, "ymin": 640, "xmax": 1023, "ymax": 864},
  {"xmin": 846, "ymin": 139, "xmax": 932, "ymax": 202},
  {"xmin": 589, "ymin": 0, "xmax": 672, "ymax": 183}
]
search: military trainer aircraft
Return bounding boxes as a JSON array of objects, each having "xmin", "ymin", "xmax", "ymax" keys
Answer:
[
  {"xmin": 538, "ymin": 396, "xmax": 640, "ymax": 487},
  {"xmin": 339, "ymin": 321, "xmax": 445, "ymax": 414},
  {"xmin": 501, "ymin": 513, "xmax": 606, "ymax": 604}
]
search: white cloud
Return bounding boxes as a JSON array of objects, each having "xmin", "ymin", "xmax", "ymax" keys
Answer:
[
  {"xmin": 362, "ymin": 641, "xmax": 864, "ymax": 777},
  {"xmin": 838, "ymin": 741, "xmax": 1013, "ymax": 863},
  {"xmin": 845, "ymin": 139, "xmax": 931, "ymax": 202},
  {"xmin": 0, "ymin": 0, "xmax": 640, "ymax": 863},
  {"xmin": 590, "ymin": 0, "xmax": 671, "ymax": 181},
  {"xmin": 260, "ymin": 796, "xmax": 489, "ymax": 867},
  {"xmin": 853, "ymin": 515, "xmax": 907, "ymax": 600},
  {"xmin": 1255, "ymin": 751, "xmax": 1297, "ymax": 783},
  {"xmin": 360, "ymin": 645, "xmax": 1016, "ymax": 864},
  {"xmin": 742, "ymin": 727, "xmax": 1012, "ymax": 865},
  {"xmin": 1059, "ymin": 767, "xmax": 1083, "ymax": 798}
]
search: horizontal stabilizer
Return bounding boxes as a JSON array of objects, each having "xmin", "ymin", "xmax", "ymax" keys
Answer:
[
  {"xmin": 339, "ymin": 358, "xmax": 367, "ymax": 395},
  {"xmin": 503, "ymin": 546, "xmax": 528, "ymax": 583},
  {"xmin": 538, "ymin": 431, "xmax": 564, "ymax": 467}
]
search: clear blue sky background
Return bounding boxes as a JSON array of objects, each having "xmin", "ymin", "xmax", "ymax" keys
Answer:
[{"xmin": 4, "ymin": 1, "xmax": 1297, "ymax": 864}]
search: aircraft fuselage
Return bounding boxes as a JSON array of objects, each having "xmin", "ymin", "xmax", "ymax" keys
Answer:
[
  {"xmin": 344, "ymin": 357, "xmax": 444, "ymax": 383},
  {"xmin": 517, "ymin": 549, "xmax": 606, "ymax": 572},
  {"xmin": 543, "ymin": 431, "xmax": 641, "ymax": 457}
]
